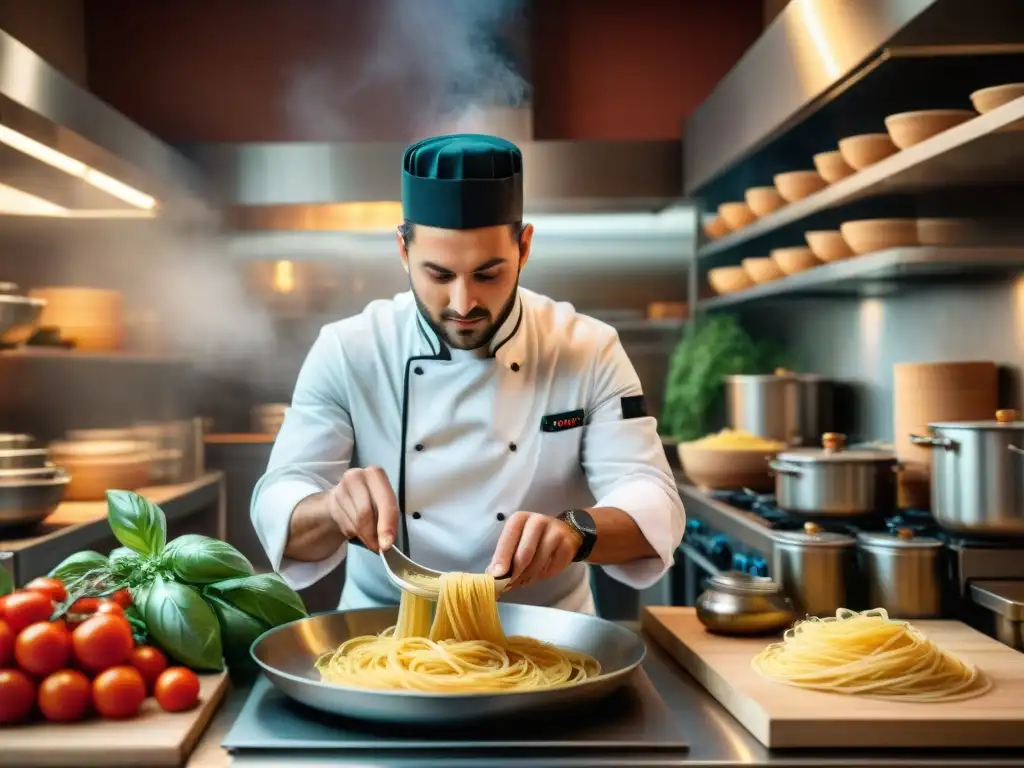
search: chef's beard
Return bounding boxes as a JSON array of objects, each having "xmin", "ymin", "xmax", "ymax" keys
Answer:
[{"xmin": 412, "ymin": 275, "xmax": 520, "ymax": 352}]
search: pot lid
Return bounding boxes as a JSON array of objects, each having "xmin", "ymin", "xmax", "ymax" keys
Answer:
[
  {"xmin": 857, "ymin": 529, "xmax": 943, "ymax": 549},
  {"xmin": 775, "ymin": 522, "xmax": 856, "ymax": 547},
  {"xmin": 707, "ymin": 571, "xmax": 784, "ymax": 594},
  {"xmin": 724, "ymin": 367, "xmax": 823, "ymax": 383},
  {"xmin": 929, "ymin": 409, "xmax": 1024, "ymax": 430},
  {"xmin": 778, "ymin": 432, "xmax": 897, "ymax": 463}
]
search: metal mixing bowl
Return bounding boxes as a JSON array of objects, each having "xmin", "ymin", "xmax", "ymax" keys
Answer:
[
  {"xmin": 251, "ymin": 604, "xmax": 646, "ymax": 725},
  {"xmin": 0, "ymin": 448, "xmax": 49, "ymax": 469},
  {"xmin": 0, "ymin": 472, "xmax": 70, "ymax": 527},
  {"xmin": 0, "ymin": 295, "xmax": 45, "ymax": 346}
]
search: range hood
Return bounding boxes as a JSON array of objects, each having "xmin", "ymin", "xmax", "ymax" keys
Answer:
[
  {"xmin": 182, "ymin": 136, "xmax": 683, "ymax": 232},
  {"xmin": 0, "ymin": 28, "xmax": 207, "ymax": 219}
]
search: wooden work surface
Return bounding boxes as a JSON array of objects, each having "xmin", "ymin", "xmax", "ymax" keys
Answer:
[
  {"xmin": 0, "ymin": 672, "xmax": 229, "ymax": 767},
  {"xmin": 643, "ymin": 606, "xmax": 1024, "ymax": 750}
]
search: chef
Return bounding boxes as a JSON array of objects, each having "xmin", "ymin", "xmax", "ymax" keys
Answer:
[{"xmin": 250, "ymin": 133, "xmax": 686, "ymax": 614}]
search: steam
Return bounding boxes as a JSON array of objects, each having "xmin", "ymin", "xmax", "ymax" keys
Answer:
[{"xmin": 285, "ymin": 0, "xmax": 530, "ymax": 140}]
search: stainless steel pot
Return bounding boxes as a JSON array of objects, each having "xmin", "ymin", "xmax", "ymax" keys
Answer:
[
  {"xmin": 769, "ymin": 433, "xmax": 899, "ymax": 517},
  {"xmin": 772, "ymin": 522, "xmax": 856, "ymax": 616},
  {"xmin": 856, "ymin": 529, "xmax": 944, "ymax": 619},
  {"xmin": 724, "ymin": 369, "xmax": 831, "ymax": 446},
  {"xmin": 910, "ymin": 409, "xmax": 1024, "ymax": 537},
  {"xmin": 695, "ymin": 571, "xmax": 795, "ymax": 636}
]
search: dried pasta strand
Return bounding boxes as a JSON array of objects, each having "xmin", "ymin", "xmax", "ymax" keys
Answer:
[
  {"xmin": 751, "ymin": 607, "xmax": 992, "ymax": 702},
  {"xmin": 315, "ymin": 572, "xmax": 602, "ymax": 693}
]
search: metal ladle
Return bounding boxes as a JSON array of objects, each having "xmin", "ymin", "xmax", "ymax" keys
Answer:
[{"xmin": 351, "ymin": 538, "xmax": 512, "ymax": 600}]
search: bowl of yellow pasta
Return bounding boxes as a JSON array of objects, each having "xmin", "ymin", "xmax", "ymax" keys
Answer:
[{"xmin": 677, "ymin": 429, "xmax": 785, "ymax": 492}]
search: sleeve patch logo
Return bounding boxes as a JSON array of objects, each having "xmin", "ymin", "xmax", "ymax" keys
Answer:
[
  {"xmin": 541, "ymin": 409, "xmax": 586, "ymax": 433},
  {"xmin": 621, "ymin": 395, "xmax": 647, "ymax": 420}
]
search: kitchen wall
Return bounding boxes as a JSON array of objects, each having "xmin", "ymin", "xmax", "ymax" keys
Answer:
[
  {"xmin": 740, "ymin": 277, "xmax": 1024, "ymax": 444},
  {"xmin": 81, "ymin": 0, "xmax": 763, "ymax": 143}
]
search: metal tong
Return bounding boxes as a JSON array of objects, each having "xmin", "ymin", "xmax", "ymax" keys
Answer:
[{"xmin": 349, "ymin": 537, "xmax": 512, "ymax": 600}]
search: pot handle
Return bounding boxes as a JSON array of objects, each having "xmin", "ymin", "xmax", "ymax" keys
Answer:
[
  {"xmin": 1009, "ymin": 445, "xmax": 1024, "ymax": 456},
  {"xmin": 909, "ymin": 433, "xmax": 954, "ymax": 450},
  {"xmin": 768, "ymin": 459, "xmax": 802, "ymax": 477}
]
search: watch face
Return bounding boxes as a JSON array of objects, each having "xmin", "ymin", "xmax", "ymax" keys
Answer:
[{"xmin": 570, "ymin": 508, "xmax": 597, "ymax": 536}]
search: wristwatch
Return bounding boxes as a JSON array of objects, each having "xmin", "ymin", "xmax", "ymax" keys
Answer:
[{"xmin": 557, "ymin": 508, "xmax": 597, "ymax": 562}]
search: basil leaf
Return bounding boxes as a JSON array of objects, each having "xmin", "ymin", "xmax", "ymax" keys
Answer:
[
  {"xmin": 165, "ymin": 535, "xmax": 253, "ymax": 584},
  {"xmin": 49, "ymin": 551, "xmax": 109, "ymax": 584},
  {"xmin": 106, "ymin": 490, "xmax": 167, "ymax": 556},
  {"xmin": 124, "ymin": 603, "xmax": 150, "ymax": 646},
  {"xmin": 0, "ymin": 564, "xmax": 12, "ymax": 597},
  {"xmin": 144, "ymin": 576, "xmax": 223, "ymax": 671},
  {"xmin": 204, "ymin": 573, "xmax": 306, "ymax": 627},
  {"xmin": 205, "ymin": 594, "xmax": 269, "ymax": 666},
  {"xmin": 108, "ymin": 546, "xmax": 141, "ymax": 576}
]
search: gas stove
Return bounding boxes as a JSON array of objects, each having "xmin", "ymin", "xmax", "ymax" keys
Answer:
[{"xmin": 674, "ymin": 479, "xmax": 1024, "ymax": 635}]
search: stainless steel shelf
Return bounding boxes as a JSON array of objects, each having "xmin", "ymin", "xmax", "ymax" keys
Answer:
[
  {"xmin": 699, "ymin": 247, "xmax": 1024, "ymax": 310},
  {"xmin": 699, "ymin": 96, "xmax": 1024, "ymax": 260}
]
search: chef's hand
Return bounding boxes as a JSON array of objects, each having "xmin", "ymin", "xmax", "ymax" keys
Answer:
[
  {"xmin": 487, "ymin": 512, "xmax": 582, "ymax": 589},
  {"xmin": 328, "ymin": 466, "xmax": 399, "ymax": 553}
]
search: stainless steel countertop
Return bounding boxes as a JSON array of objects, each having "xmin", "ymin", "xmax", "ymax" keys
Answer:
[{"xmin": 188, "ymin": 626, "xmax": 1024, "ymax": 768}]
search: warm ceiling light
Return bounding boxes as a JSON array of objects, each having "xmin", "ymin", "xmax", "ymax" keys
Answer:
[
  {"xmin": 0, "ymin": 182, "xmax": 67, "ymax": 216},
  {"xmin": 273, "ymin": 260, "xmax": 296, "ymax": 294},
  {"xmin": 0, "ymin": 125, "xmax": 157, "ymax": 210}
]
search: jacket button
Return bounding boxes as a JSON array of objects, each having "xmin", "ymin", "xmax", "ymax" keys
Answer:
[
  {"xmin": 496, "ymin": 513, "xmax": 505, "ymax": 521},
  {"xmin": 412, "ymin": 511, "xmax": 422, "ymax": 519},
  {"xmin": 414, "ymin": 366, "xmax": 424, "ymax": 375},
  {"xmin": 510, "ymin": 362, "xmax": 520, "ymax": 372},
  {"xmin": 509, "ymin": 442, "xmax": 517, "ymax": 452},
  {"xmin": 415, "ymin": 443, "xmax": 424, "ymax": 452}
]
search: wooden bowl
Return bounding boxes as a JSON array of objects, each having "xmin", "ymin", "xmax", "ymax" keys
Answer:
[
  {"xmin": 703, "ymin": 215, "xmax": 730, "ymax": 240},
  {"xmin": 707, "ymin": 266, "xmax": 755, "ymax": 295},
  {"xmin": 744, "ymin": 187, "xmax": 787, "ymax": 218},
  {"xmin": 884, "ymin": 109, "xmax": 976, "ymax": 149},
  {"xmin": 773, "ymin": 170, "xmax": 827, "ymax": 203},
  {"xmin": 677, "ymin": 443, "xmax": 779, "ymax": 493},
  {"xmin": 813, "ymin": 150, "xmax": 855, "ymax": 183},
  {"xmin": 742, "ymin": 257, "xmax": 785, "ymax": 284},
  {"xmin": 970, "ymin": 83, "xmax": 1024, "ymax": 114},
  {"xmin": 839, "ymin": 219, "xmax": 918, "ymax": 255},
  {"xmin": 718, "ymin": 202, "xmax": 756, "ymax": 231},
  {"xmin": 837, "ymin": 133, "xmax": 898, "ymax": 170},
  {"xmin": 916, "ymin": 218, "xmax": 979, "ymax": 246},
  {"xmin": 805, "ymin": 230, "xmax": 855, "ymax": 262},
  {"xmin": 770, "ymin": 246, "xmax": 820, "ymax": 275}
]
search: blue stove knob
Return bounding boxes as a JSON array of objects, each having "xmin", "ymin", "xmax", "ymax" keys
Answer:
[
  {"xmin": 708, "ymin": 535, "xmax": 732, "ymax": 570},
  {"xmin": 685, "ymin": 520, "xmax": 704, "ymax": 538},
  {"xmin": 731, "ymin": 552, "xmax": 749, "ymax": 572},
  {"xmin": 748, "ymin": 556, "xmax": 769, "ymax": 577}
]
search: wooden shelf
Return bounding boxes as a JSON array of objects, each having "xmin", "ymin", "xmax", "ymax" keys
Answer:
[
  {"xmin": 698, "ymin": 96, "xmax": 1024, "ymax": 261},
  {"xmin": 0, "ymin": 472, "xmax": 224, "ymax": 583},
  {"xmin": 699, "ymin": 247, "xmax": 1024, "ymax": 310},
  {"xmin": 0, "ymin": 348, "xmax": 192, "ymax": 364}
]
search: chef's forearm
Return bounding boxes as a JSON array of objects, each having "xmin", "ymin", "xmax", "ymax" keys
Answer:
[
  {"xmin": 584, "ymin": 506, "xmax": 658, "ymax": 564},
  {"xmin": 284, "ymin": 491, "xmax": 346, "ymax": 561}
]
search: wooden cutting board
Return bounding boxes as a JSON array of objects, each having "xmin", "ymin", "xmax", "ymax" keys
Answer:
[
  {"xmin": 643, "ymin": 606, "xmax": 1024, "ymax": 749},
  {"xmin": 0, "ymin": 672, "xmax": 229, "ymax": 767}
]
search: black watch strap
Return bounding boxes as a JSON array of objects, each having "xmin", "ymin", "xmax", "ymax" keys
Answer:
[{"xmin": 557, "ymin": 508, "xmax": 597, "ymax": 562}]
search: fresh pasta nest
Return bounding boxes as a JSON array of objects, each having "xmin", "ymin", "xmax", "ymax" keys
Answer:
[
  {"xmin": 315, "ymin": 572, "xmax": 602, "ymax": 693},
  {"xmin": 751, "ymin": 608, "xmax": 992, "ymax": 702}
]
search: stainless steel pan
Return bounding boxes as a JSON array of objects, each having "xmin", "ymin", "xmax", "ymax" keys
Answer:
[{"xmin": 250, "ymin": 604, "xmax": 646, "ymax": 725}]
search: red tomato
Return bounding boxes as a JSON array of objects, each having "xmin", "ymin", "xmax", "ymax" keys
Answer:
[
  {"xmin": 92, "ymin": 666, "xmax": 146, "ymax": 719},
  {"xmin": 0, "ymin": 619, "xmax": 12, "ymax": 667},
  {"xmin": 129, "ymin": 646, "xmax": 168, "ymax": 690},
  {"xmin": 110, "ymin": 590, "xmax": 132, "ymax": 609},
  {"xmin": 95, "ymin": 601, "xmax": 124, "ymax": 618},
  {"xmin": 14, "ymin": 622, "xmax": 71, "ymax": 677},
  {"xmin": 24, "ymin": 577, "xmax": 67, "ymax": 604},
  {"xmin": 72, "ymin": 614, "xmax": 133, "ymax": 673},
  {"xmin": 0, "ymin": 593, "xmax": 8, "ymax": 618},
  {"xmin": 0, "ymin": 668, "xmax": 35, "ymax": 724},
  {"xmin": 38, "ymin": 669, "xmax": 91, "ymax": 722},
  {"xmin": 3, "ymin": 591, "xmax": 53, "ymax": 633},
  {"xmin": 154, "ymin": 667, "xmax": 200, "ymax": 713},
  {"xmin": 69, "ymin": 597, "xmax": 100, "ymax": 615}
]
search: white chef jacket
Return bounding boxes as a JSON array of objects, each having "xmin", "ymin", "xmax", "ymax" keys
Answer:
[{"xmin": 250, "ymin": 287, "xmax": 686, "ymax": 614}]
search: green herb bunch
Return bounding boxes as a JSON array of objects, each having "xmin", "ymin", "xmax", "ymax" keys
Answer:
[
  {"xmin": 659, "ymin": 314, "xmax": 787, "ymax": 441},
  {"xmin": 47, "ymin": 490, "xmax": 307, "ymax": 671}
]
